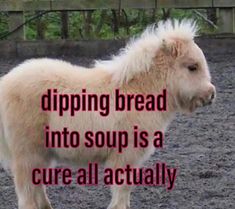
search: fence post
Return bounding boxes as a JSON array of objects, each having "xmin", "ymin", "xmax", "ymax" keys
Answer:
[
  {"xmin": 61, "ymin": 11, "xmax": 69, "ymax": 39},
  {"xmin": 36, "ymin": 11, "xmax": 46, "ymax": 40},
  {"xmin": 8, "ymin": 11, "xmax": 25, "ymax": 40},
  {"xmin": 218, "ymin": 8, "xmax": 235, "ymax": 34}
]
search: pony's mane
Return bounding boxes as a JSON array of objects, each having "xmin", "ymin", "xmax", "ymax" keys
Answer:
[{"xmin": 94, "ymin": 19, "xmax": 198, "ymax": 86}]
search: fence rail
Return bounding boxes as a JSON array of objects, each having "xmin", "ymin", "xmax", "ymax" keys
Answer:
[
  {"xmin": 1, "ymin": 0, "xmax": 235, "ymax": 11},
  {"xmin": 0, "ymin": 0, "xmax": 235, "ymax": 40}
]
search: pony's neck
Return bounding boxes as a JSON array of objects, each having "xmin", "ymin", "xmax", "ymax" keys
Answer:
[
  {"xmin": 119, "ymin": 53, "xmax": 177, "ymax": 130},
  {"xmin": 123, "ymin": 51, "xmax": 176, "ymax": 109}
]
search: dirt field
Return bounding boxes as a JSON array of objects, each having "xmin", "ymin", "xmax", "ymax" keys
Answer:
[{"xmin": 0, "ymin": 39, "xmax": 234, "ymax": 209}]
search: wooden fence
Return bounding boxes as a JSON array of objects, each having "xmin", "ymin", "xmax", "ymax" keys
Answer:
[{"xmin": 1, "ymin": 0, "xmax": 235, "ymax": 40}]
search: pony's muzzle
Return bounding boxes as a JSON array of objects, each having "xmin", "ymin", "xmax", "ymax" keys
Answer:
[{"xmin": 202, "ymin": 84, "xmax": 216, "ymax": 106}]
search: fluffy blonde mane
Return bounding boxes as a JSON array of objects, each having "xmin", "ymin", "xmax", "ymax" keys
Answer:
[{"xmin": 94, "ymin": 19, "xmax": 198, "ymax": 86}]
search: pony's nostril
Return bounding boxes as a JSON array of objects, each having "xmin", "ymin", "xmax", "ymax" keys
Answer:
[{"xmin": 211, "ymin": 92, "xmax": 215, "ymax": 100}]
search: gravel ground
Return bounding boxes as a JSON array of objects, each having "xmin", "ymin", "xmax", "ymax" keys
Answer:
[{"xmin": 0, "ymin": 39, "xmax": 234, "ymax": 209}]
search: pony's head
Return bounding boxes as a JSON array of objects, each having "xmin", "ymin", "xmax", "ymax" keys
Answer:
[
  {"xmin": 155, "ymin": 19, "xmax": 216, "ymax": 113},
  {"xmin": 95, "ymin": 19, "xmax": 216, "ymax": 113}
]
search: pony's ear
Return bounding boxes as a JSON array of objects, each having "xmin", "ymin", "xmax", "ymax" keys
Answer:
[{"xmin": 161, "ymin": 39, "xmax": 183, "ymax": 58}]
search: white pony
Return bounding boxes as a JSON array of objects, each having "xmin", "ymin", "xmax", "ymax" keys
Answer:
[{"xmin": 0, "ymin": 19, "xmax": 215, "ymax": 209}]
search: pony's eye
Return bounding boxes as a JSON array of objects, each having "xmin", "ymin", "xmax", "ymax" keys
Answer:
[{"xmin": 188, "ymin": 64, "xmax": 198, "ymax": 72}]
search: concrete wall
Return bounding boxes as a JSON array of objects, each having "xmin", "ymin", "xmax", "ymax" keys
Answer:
[{"xmin": 0, "ymin": 38, "xmax": 235, "ymax": 59}]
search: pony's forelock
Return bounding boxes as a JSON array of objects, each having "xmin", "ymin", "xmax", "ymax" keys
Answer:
[{"xmin": 95, "ymin": 19, "xmax": 198, "ymax": 86}]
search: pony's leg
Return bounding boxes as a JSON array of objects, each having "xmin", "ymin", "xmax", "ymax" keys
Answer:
[
  {"xmin": 12, "ymin": 156, "xmax": 53, "ymax": 209},
  {"xmin": 106, "ymin": 153, "xmax": 138, "ymax": 209},
  {"xmin": 107, "ymin": 184, "xmax": 132, "ymax": 209}
]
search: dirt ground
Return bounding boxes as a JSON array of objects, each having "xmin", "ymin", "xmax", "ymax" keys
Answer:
[{"xmin": 0, "ymin": 39, "xmax": 234, "ymax": 209}]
